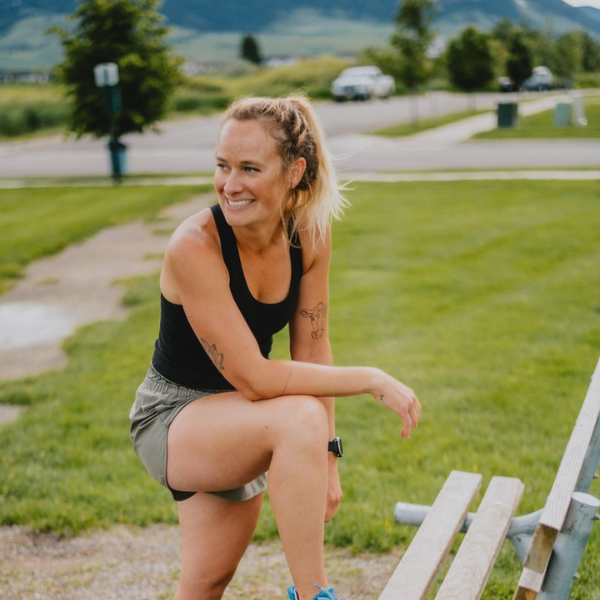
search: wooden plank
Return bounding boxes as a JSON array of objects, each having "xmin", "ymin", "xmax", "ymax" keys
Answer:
[
  {"xmin": 539, "ymin": 357, "xmax": 600, "ymax": 531},
  {"xmin": 512, "ymin": 525, "xmax": 559, "ymax": 600},
  {"xmin": 513, "ymin": 357, "xmax": 600, "ymax": 600},
  {"xmin": 378, "ymin": 471, "xmax": 482, "ymax": 600},
  {"xmin": 434, "ymin": 476, "xmax": 524, "ymax": 600}
]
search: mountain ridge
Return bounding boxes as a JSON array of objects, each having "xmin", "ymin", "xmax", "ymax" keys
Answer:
[{"xmin": 1, "ymin": 0, "xmax": 599, "ymax": 36}]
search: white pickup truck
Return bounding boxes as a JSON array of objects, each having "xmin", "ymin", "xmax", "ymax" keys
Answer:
[{"xmin": 331, "ymin": 66, "xmax": 395, "ymax": 102}]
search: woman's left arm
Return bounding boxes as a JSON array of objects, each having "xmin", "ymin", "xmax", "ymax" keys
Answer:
[{"xmin": 289, "ymin": 229, "xmax": 342, "ymax": 523}]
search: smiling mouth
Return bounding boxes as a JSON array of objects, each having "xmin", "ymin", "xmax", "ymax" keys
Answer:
[{"xmin": 226, "ymin": 197, "xmax": 255, "ymax": 208}]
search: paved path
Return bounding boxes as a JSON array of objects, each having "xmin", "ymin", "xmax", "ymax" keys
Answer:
[
  {"xmin": 1, "ymin": 91, "xmax": 598, "ymax": 177},
  {"xmin": 0, "ymin": 194, "xmax": 212, "ymax": 383}
]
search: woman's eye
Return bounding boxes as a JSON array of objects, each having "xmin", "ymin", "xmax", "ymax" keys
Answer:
[
  {"xmin": 216, "ymin": 163, "xmax": 228, "ymax": 171},
  {"xmin": 244, "ymin": 166, "xmax": 258, "ymax": 173}
]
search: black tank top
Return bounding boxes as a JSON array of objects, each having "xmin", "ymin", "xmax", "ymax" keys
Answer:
[{"xmin": 152, "ymin": 204, "xmax": 303, "ymax": 390}]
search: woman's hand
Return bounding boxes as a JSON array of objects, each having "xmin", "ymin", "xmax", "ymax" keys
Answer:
[
  {"xmin": 325, "ymin": 455, "xmax": 342, "ymax": 523},
  {"xmin": 372, "ymin": 370, "xmax": 422, "ymax": 439}
]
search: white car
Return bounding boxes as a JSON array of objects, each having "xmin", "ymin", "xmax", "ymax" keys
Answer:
[
  {"xmin": 522, "ymin": 66, "xmax": 553, "ymax": 91},
  {"xmin": 331, "ymin": 66, "xmax": 395, "ymax": 102}
]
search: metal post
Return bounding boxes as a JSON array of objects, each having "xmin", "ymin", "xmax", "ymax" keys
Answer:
[
  {"xmin": 394, "ymin": 502, "xmax": 542, "ymax": 562},
  {"xmin": 538, "ymin": 492, "xmax": 600, "ymax": 600}
]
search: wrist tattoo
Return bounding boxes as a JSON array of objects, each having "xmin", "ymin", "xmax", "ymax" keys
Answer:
[
  {"xmin": 378, "ymin": 394, "xmax": 384, "ymax": 403},
  {"xmin": 200, "ymin": 338, "xmax": 225, "ymax": 371},
  {"xmin": 299, "ymin": 302, "xmax": 327, "ymax": 339}
]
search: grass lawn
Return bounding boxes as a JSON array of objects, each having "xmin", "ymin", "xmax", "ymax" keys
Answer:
[
  {"xmin": 373, "ymin": 109, "xmax": 488, "ymax": 138},
  {"xmin": 474, "ymin": 95, "xmax": 600, "ymax": 140},
  {"xmin": 0, "ymin": 181, "xmax": 599, "ymax": 598},
  {"xmin": 0, "ymin": 185, "xmax": 208, "ymax": 295}
]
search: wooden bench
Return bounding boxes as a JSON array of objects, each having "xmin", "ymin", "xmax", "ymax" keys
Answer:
[{"xmin": 378, "ymin": 356, "xmax": 600, "ymax": 600}]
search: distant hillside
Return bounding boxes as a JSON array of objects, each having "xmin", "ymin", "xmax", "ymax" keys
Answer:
[
  {"xmin": 2, "ymin": 0, "xmax": 600, "ymax": 36},
  {"xmin": 1, "ymin": 0, "xmax": 599, "ymax": 72}
]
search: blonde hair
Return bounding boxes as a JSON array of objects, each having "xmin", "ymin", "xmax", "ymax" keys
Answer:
[{"xmin": 222, "ymin": 94, "xmax": 348, "ymax": 244}]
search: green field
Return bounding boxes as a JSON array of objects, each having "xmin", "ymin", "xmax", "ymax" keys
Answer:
[
  {"xmin": 0, "ymin": 181, "xmax": 599, "ymax": 599},
  {"xmin": 0, "ymin": 186, "xmax": 206, "ymax": 295},
  {"xmin": 474, "ymin": 95, "xmax": 600, "ymax": 139}
]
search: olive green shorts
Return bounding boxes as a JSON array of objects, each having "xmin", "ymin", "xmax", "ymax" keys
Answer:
[{"xmin": 129, "ymin": 364, "xmax": 267, "ymax": 502}]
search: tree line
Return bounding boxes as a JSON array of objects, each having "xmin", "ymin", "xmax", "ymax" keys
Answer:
[
  {"xmin": 361, "ymin": 0, "xmax": 600, "ymax": 94},
  {"xmin": 50, "ymin": 0, "xmax": 600, "ymax": 142}
]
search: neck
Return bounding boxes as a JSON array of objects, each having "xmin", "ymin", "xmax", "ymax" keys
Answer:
[{"xmin": 233, "ymin": 219, "xmax": 288, "ymax": 255}]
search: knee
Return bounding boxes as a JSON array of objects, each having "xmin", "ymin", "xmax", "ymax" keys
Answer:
[{"xmin": 283, "ymin": 395, "xmax": 329, "ymax": 443}]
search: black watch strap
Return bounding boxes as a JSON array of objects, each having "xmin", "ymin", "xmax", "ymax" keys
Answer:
[{"xmin": 328, "ymin": 437, "xmax": 343, "ymax": 457}]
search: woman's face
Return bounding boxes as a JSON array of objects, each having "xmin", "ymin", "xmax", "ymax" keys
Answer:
[{"xmin": 214, "ymin": 118, "xmax": 304, "ymax": 232}]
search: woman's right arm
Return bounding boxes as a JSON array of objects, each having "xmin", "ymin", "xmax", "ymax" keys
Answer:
[{"xmin": 165, "ymin": 232, "xmax": 421, "ymax": 438}]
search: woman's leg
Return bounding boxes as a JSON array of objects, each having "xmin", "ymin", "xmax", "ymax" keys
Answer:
[
  {"xmin": 167, "ymin": 392, "xmax": 330, "ymax": 600},
  {"xmin": 174, "ymin": 491, "xmax": 263, "ymax": 600}
]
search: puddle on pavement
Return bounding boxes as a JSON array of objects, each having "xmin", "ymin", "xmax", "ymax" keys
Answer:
[{"xmin": 0, "ymin": 302, "xmax": 75, "ymax": 349}]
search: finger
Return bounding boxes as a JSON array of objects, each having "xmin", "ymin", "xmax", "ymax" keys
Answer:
[
  {"xmin": 400, "ymin": 415, "xmax": 412, "ymax": 438},
  {"xmin": 409, "ymin": 404, "xmax": 419, "ymax": 428}
]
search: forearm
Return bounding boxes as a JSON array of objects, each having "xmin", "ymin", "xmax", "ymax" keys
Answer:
[{"xmin": 244, "ymin": 358, "xmax": 380, "ymax": 403}]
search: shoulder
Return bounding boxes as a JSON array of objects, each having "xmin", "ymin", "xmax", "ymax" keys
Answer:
[
  {"xmin": 167, "ymin": 206, "xmax": 220, "ymax": 262},
  {"xmin": 162, "ymin": 207, "xmax": 227, "ymax": 299},
  {"xmin": 297, "ymin": 224, "xmax": 332, "ymax": 275}
]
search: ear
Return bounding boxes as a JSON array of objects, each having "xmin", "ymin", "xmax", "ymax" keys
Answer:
[{"xmin": 288, "ymin": 157, "xmax": 307, "ymax": 190}]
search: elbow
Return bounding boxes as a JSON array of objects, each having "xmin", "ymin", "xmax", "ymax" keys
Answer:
[
  {"xmin": 239, "ymin": 383, "xmax": 262, "ymax": 402},
  {"xmin": 235, "ymin": 361, "xmax": 271, "ymax": 402}
]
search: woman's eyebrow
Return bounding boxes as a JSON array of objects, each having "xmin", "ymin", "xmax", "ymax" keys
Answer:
[{"xmin": 215, "ymin": 155, "xmax": 264, "ymax": 167}]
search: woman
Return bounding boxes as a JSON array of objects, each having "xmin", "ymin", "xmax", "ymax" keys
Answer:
[{"xmin": 130, "ymin": 95, "xmax": 421, "ymax": 600}]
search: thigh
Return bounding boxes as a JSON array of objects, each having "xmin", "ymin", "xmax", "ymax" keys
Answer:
[
  {"xmin": 166, "ymin": 391, "xmax": 326, "ymax": 494},
  {"xmin": 177, "ymin": 490, "xmax": 263, "ymax": 595}
]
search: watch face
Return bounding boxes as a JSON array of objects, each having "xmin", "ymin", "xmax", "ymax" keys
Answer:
[{"xmin": 336, "ymin": 437, "xmax": 343, "ymax": 457}]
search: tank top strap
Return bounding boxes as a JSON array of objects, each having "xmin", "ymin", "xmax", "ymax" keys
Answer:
[{"xmin": 210, "ymin": 204, "xmax": 243, "ymax": 276}]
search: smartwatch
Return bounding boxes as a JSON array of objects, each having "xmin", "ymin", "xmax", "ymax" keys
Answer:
[{"xmin": 328, "ymin": 437, "xmax": 343, "ymax": 458}]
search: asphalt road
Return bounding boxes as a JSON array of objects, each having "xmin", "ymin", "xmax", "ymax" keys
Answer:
[{"xmin": 1, "ymin": 91, "xmax": 598, "ymax": 177}]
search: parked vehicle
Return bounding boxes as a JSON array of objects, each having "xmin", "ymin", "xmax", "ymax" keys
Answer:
[
  {"xmin": 522, "ymin": 66, "xmax": 553, "ymax": 91},
  {"xmin": 331, "ymin": 66, "xmax": 395, "ymax": 102},
  {"xmin": 498, "ymin": 76, "xmax": 516, "ymax": 92}
]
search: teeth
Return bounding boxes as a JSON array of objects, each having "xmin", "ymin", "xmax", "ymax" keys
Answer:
[{"xmin": 227, "ymin": 198, "xmax": 254, "ymax": 207}]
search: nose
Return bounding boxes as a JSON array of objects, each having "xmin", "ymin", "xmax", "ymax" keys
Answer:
[{"xmin": 222, "ymin": 170, "xmax": 244, "ymax": 196}]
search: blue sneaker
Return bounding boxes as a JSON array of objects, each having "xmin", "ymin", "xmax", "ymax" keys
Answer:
[{"xmin": 287, "ymin": 584, "xmax": 340, "ymax": 600}]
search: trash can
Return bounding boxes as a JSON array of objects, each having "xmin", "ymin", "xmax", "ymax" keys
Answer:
[
  {"xmin": 108, "ymin": 139, "xmax": 127, "ymax": 178},
  {"xmin": 570, "ymin": 93, "xmax": 587, "ymax": 127},
  {"xmin": 497, "ymin": 102, "xmax": 519, "ymax": 128},
  {"xmin": 554, "ymin": 102, "xmax": 572, "ymax": 127}
]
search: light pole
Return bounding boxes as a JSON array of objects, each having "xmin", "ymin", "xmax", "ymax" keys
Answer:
[{"xmin": 94, "ymin": 62, "xmax": 125, "ymax": 183}]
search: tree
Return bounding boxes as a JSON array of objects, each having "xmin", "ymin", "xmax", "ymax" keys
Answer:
[
  {"xmin": 581, "ymin": 31, "xmax": 600, "ymax": 73},
  {"xmin": 506, "ymin": 29, "xmax": 534, "ymax": 89},
  {"xmin": 50, "ymin": 0, "xmax": 183, "ymax": 138},
  {"xmin": 446, "ymin": 26, "xmax": 495, "ymax": 100},
  {"xmin": 240, "ymin": 33, "xmax": 262, "ymax": 65},
  {"xmin": 391, "ymin": 0, "xmax": 438, "ymax": 124},
  {"xmin": 391, "ymin": 0, "xmax": 438, "ymax": 92},
  {"xmin": 552, "ymin": 31, "xmax": 583, "ymax": 85}
]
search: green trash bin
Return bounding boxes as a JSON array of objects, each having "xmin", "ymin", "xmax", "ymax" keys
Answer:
[
  {"xmin": 554, "ymin": 102, "xmax": 572, "ymax": 127},
  {"xmin": 497, "ymin": 102, "xmax": 519, "ymax": 128}
]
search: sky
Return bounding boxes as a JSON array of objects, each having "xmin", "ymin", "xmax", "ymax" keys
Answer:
[{"xmin": 562, "ymin": 0, "xmax": 600, "ymax": 7}]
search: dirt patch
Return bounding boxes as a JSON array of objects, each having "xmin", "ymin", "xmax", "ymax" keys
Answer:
[
  {"xmin": 0, "ymin": 525, "xmax": 399, "ymax": 600},
  {"xmin": 0, "ymin": 193, "xmax": 213, "ymax": 382}
]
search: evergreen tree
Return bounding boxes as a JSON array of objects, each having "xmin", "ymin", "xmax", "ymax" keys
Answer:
[
  {"xmin": 50, "ymin": 0, "xmax": 183, "ymax": 138},
  {"xmin": 240, "ymin": 33, "xmax": 262, "ymax": 65},
  {"xmin": 446, "ymin": 26, "xmax": 495, "ymax": 94}
]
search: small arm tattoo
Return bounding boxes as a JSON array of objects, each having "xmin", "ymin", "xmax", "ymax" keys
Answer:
[
  {"xmin": 299, "ymin": 302, "xmax": 327, "ymax": 339},
  {"xmin": 200, "ymin": 338, "xmax": 225, "ymax": 371}
]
